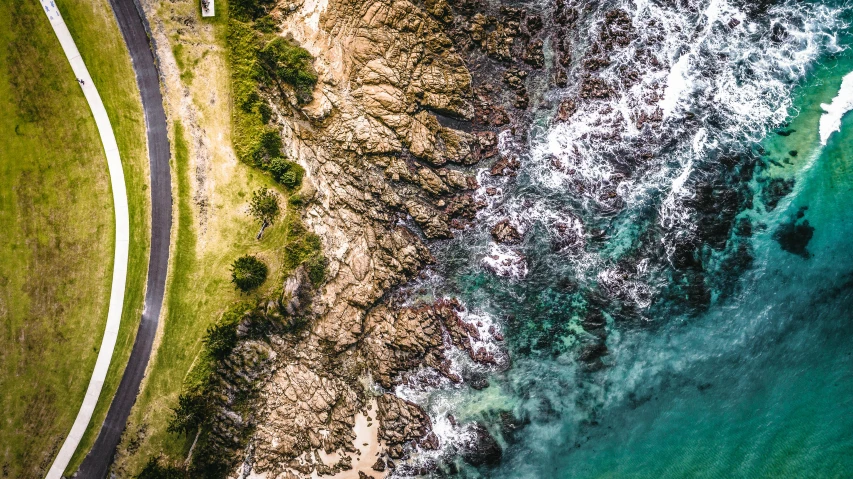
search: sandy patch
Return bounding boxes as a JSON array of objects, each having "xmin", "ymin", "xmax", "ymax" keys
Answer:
[{"xmin": 312, "ymin": 399, "xmax": 385, "ymax": 479}]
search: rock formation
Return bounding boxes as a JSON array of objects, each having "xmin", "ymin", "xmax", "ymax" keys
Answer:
[{"xmin": 213, "ymin": 0, "xmax": 531, "ymax": 475}]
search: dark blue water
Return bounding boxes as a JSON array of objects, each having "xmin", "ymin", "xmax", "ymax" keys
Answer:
[{"xmin": 394, "ymin": 1, "xmax": 853, "ymax": 477}]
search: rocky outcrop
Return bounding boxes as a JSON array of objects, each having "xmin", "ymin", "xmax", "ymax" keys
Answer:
[
  {"xmin": 230, "ymin": 0, "xmax": 518, "ymax": 475},
  {"xmin": 458, "ymin": 422, "xmax": 502, "ymax": 467},
  {"xmin": 253, "ymin": 358, "xmax": 364, "ymax": 466},
  {"xmin": 491, "ymin": 219, "xmax": 522, "ymax": 244},
  {"xmin": 362, "ymin": 298, "xmax": 500, "ymax": 389},
  {"xmin": 376, "ymin": 394, "xmax": 436, "ymax": 458}
]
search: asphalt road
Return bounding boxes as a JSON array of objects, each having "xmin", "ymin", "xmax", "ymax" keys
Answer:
[{"xmin": 76, "ymin": 0, "xmax": 172, "ymax": 477}]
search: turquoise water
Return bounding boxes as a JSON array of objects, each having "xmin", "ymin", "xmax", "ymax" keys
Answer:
[{"xmin": 402, "ymin": 2, "xmax": 853, "ymax": 477}]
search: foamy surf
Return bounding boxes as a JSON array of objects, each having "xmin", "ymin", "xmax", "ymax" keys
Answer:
[{"xmin": 819, "ymin": 70, "xmax": 853, "ymax": 145}]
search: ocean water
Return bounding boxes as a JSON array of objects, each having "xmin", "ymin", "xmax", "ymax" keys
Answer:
[{"xmin": 394, "ymin": 0, "xmax": 853, "ymax": 477}]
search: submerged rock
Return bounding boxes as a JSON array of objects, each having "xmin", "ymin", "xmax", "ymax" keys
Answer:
[
  {"xmin": 761, "ymin": 177, "xmax": 795, "ymax": 211},
  {"xmin": 459, "ymin": 422, "xmax": 503, "ymax": 467},
  {"xmin": 774, "ymin": 212, "xmax": 814, "ymax": 258}
]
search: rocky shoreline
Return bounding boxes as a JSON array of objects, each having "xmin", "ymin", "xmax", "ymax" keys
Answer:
[
  {"xmin": 138, "ymin": 0, "xmax": 787, "ymax": 475},
  {"xmin": 195, "ymin": 0, "xmax": 554, "ymax": 476}
]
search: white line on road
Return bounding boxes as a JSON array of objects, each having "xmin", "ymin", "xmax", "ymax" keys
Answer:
[{"xmin": 39, "ymin": 1, "xmax": 131, "ymax": 477}]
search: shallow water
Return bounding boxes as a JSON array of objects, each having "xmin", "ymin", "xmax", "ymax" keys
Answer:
[{"xmin": 395, "ymin": 1, "xmax": 853, "ymax": 477}]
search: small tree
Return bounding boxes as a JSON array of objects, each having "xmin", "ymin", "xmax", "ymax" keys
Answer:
[
  {"xmin": 204, "ymin": 320, "xmax": 239, "ymax": 361},
  {"xmin": 249, "ymin": 188, "xmax": 280, "ymax": 238},
  {"xmin": 230, "ymin": 255, "xmax": 268, "ymax": 292},
  {"xmin": 167, "ymin": 392, "xmax": 209, "ymax": 435}
]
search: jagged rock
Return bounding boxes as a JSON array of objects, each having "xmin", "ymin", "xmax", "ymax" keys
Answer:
[
  {"xmin": 446, "ymin": 194, "xmax": 479, "ymax": 221},
  {"xmin": 280, "ymin": 265, "xmax": 311, "ymax": 317},
  {"xmin": 491, "ymin": 219, "xmax": 522, "ymax": 244},
  {"xmin": 371, "ymin": 458, "xmax": 386, "ymax": 472},
  {"xmin": 490, "ymin": 155, "xmax": 520, "ymax": 176},
  {"xmin": 418, "ymin": 167, "xmax": 450, "ymax": 195},
  {"xmin": 362, "ymin": 299, "xmax": 497, "ymax": 388},
  {"xmin": 503, "ymin": 67, "xmax": 527, "ymax": 91},
  {"xmin": 377, "ymin": 394, "xmax": 434, "ymax": 458},
  {"xmin": 475, "ymin": 131, "xmax": 499, "ymax": 160},
  {"xmin": 253, "ymin": 358, "xmax": 365, "ymax": 470},
  {"xmin": 522, "ymin": 39, "xmax": 545, "ymax": 68},
  {"xmin": 554, "ymin": 98, "xmax": 576, "ymax": 122},
  {"xmin": 405, "ymin": 199, "xmax": 452, "ymax": 239}
]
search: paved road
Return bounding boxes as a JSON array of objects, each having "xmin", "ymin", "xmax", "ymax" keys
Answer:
[
  {"xmin": 39, "ymin": 1, "xmax": 131, "ymax": 477},
  {"xmin": 74, "ymin": 0, "xmax": 173, "ymax": 477}
]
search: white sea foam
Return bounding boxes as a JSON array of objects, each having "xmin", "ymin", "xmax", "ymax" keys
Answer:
[
  {"xmin": 531, "ymin": 0, "xmax": 846, "ymax": 233},
  {"xmin": 482, "ymin": 243, "xmax": 528, "ymax": 279},
  {"xmin": 819, "ymin": 70, "xmax": 853, "ymax": 145},
  {"xmin": 660, "ymin": 54, "xmax": 692, "ymax": 120},
  {"xmin": 394, "ymin": 0, "xmax": 851, "ymax": 467}
]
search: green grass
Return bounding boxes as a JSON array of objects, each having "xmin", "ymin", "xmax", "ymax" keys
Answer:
[
  {"xmin": 227, "ymin": 16, "xmax": 316, "ymax": 167},
  {"xmin": 0, "ymin": 0, "xmax": 149, "ymax": 477},
  {"xmin": 228, "ymin": 18, "xmax": 272, "ymax": 165}
]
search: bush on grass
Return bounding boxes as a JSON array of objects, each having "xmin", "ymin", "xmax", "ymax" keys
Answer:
[{"xmin": 231, "ymin": 255, "xmax": 268, "ymax": 292}]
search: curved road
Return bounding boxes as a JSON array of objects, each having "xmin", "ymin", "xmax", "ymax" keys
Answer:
[{"xmin": 74, "ymin": 0, "xmax": 173, "ymax": 477}]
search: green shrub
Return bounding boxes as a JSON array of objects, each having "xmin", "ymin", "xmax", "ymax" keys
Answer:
[
  {"xmin": 240, "ymin": 90, "xmax": 260, "ymax": 112},
  {"xmin": 167, "ymin": 391, "xmax": 210, "ymax": 435},
  {"xmin": 267, "ymin": 157, "xmax": 289, "ymax": 181},
  {"xmin": 267, "ymin": 157, "xmax": 304, "ymax": 188},
  {"xmin": 229, "ymin": 0, "xmax": 276, "ymax": 21},
  {"xmin": 257, "ymin": 37, "xmax": 317, "ymax": 103},
  {"xmin": 204, "ymin": 320, "xmax": 239, "ymax": 361},
  {"xmin": 305, "ymin": 255, "xmax": 328, "ymax": 287},
  {"xmin": 258, "ymin": 102, "xmax": 273, "ymax": 124},
  {"xmin": 259, "ymin": 128, "xmax": 282, "ymax": 158},
  {"xmin": 287, "ymin": 194, "xmax": 304, "ymax": 207},
  {"xmin": 230, "ymin": 255, "xmax": 268, "ymax": 292},
  {"xmin": 254, "ymin": 15, "xmax": 278, "ymax": 33}
]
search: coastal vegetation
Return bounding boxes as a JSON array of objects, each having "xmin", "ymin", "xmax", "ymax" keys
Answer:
[
  {"xmin": 227, "ymin": 0, "xmax": 315, "ymax": 171},
  {"xmin": 112, "ymin": 0, "xmax": 325, "ymax": 475},
  {"xmin": 0, "ymin": 0, "xmax": 150, "ymax": 476}
]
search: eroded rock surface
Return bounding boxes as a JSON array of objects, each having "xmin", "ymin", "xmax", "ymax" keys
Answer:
[{"xmin": 227, "ymin": 0, "xmax": 520, "ymax": 475}]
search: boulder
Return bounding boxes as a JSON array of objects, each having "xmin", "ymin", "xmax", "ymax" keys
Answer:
[
  {"xmin": 491, "ymin": 219, "xmax": 522, "ymax": 244},
  {"xmin": 459, "ymin": 422, "xmax": 502, "ymax": 467}
]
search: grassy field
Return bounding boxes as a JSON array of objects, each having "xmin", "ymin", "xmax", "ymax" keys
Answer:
[{"xmin": 0, "ymin": 0, "xmax": 149, "ymax": 477}]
